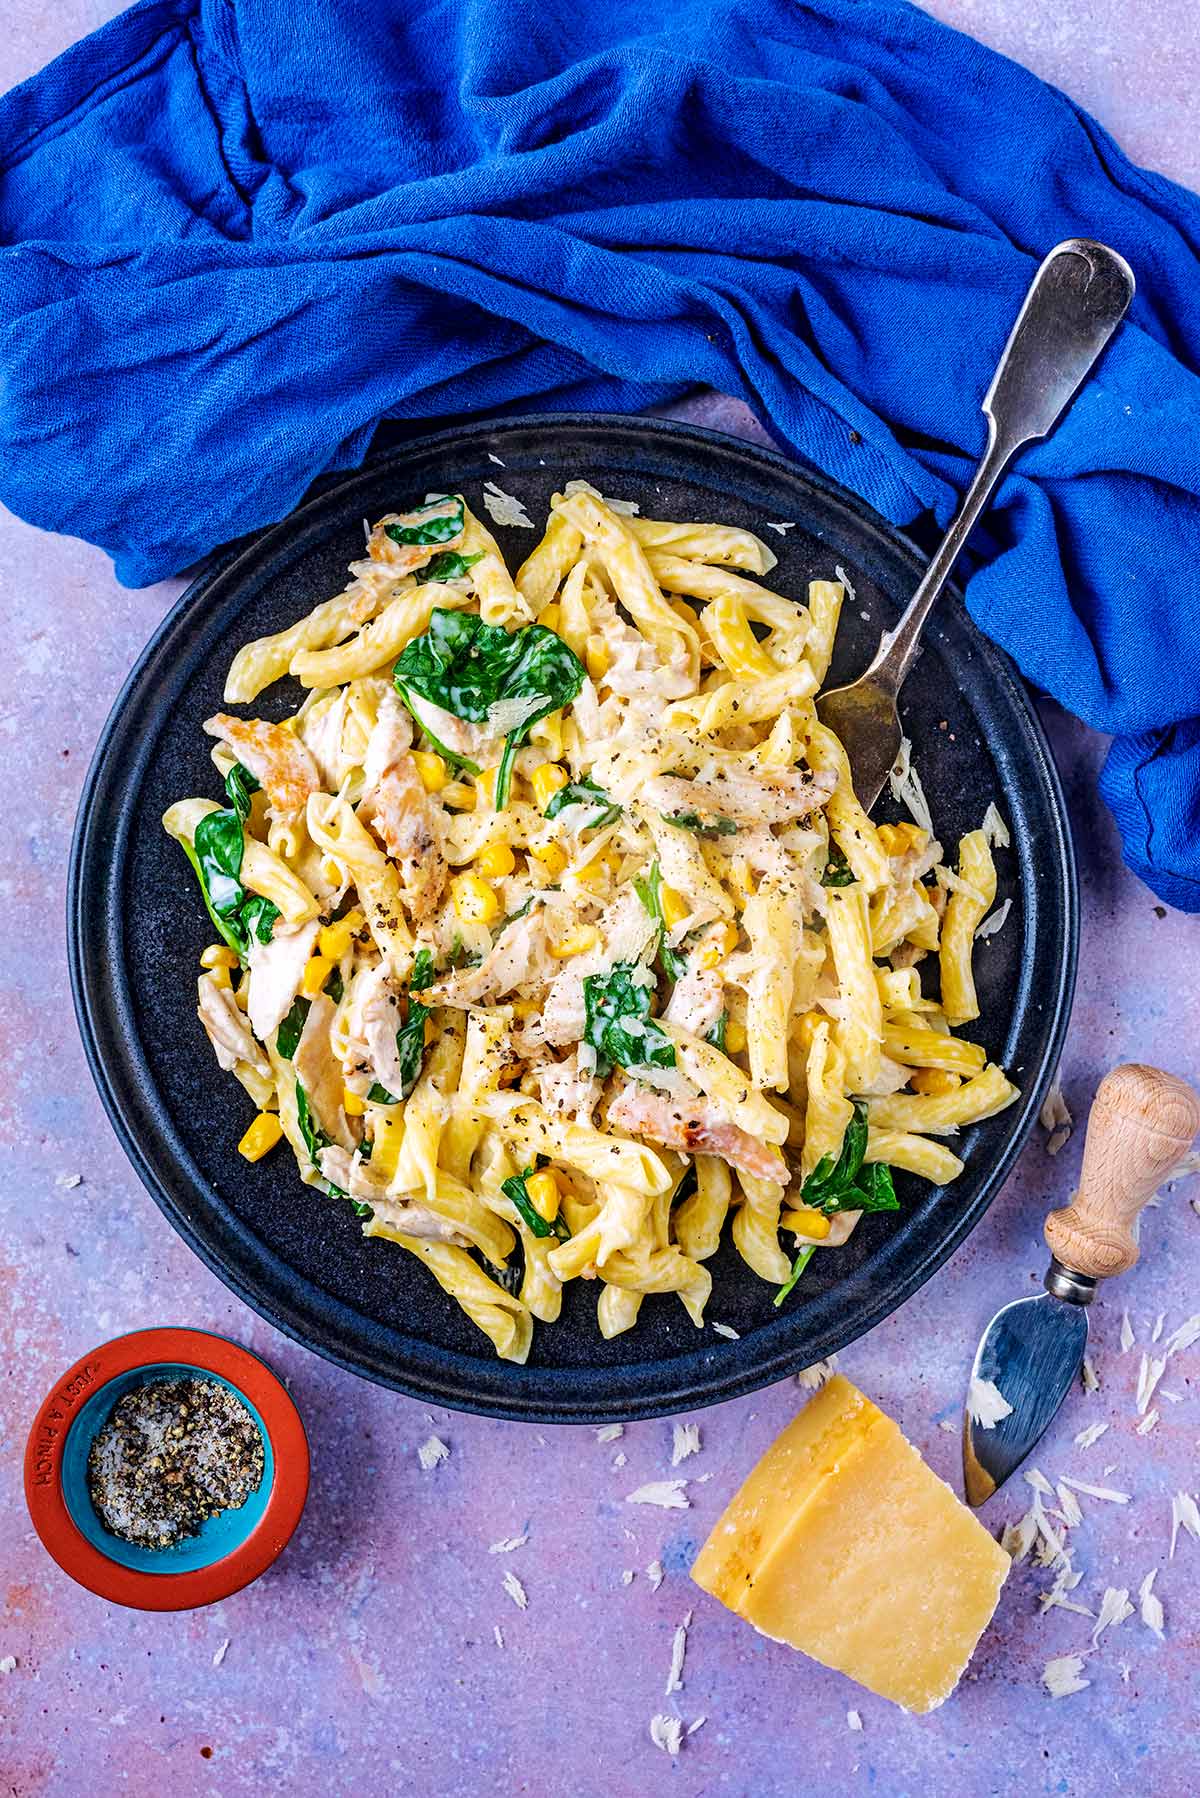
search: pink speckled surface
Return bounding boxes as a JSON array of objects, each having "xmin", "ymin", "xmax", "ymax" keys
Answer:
[{"xmin": 3, "ymin": 5, "xmax": 1200, "ymax": 1794}]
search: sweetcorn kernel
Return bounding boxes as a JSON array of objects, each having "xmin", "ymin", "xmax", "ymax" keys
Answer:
[
  {"xmin": 780, "ymin": 1206, "xmax": 832, "ymax": 1240},
  {"xmin": 200, "ymin": 944, "xmax": 239, "ymax": 971},
  {"xmin": 585, "ymin": 635, "xmax": 611, "ymax": 682},
  {"xmin": 475, "ymin": 766, "xmax": 500, "ymax": 809},
  {"xmin": 300, "ymin": 955, "xmax": 334, "ymax": 998},
  {"xmin": 529, "ymin": 841, "xmax": 569, "ymax": 880},
  {"xmin": 910, "ymin": 1067, "xmax": 962, "ymax": 1096},
  {"xmin": 452, "ymin": 872, "xmax": 500, "ymax": 925},
  {"xmin": 550, "ymin": 923, "xmax": 601, "ymax": 960},
  {"xmin": 697, "ymin": 920, "xmax": 738, "ymax": 969},
  {"xmin": 511, "ymin": 999, "xmax": 538, "ymax": 1020},
  {"xmin": 342, "ymin": 1086, "xmax": 366, "ymax": 1117},
  {"xmin": 526, "ymin": 1169, "xmax": 560, "ymax": 1223},
  {"xmin": 412, "ymin": 750, "xmax": 448, "ymax": 793},
  {"xmin": 573, "ymin": 848, "xmax": 622, "ymax": 893},
  {"xmin": 477, "ymin": 840, "xmax": 517, "ymax": 879},
  {"xmin": 724, "ymin": 1018, "xmax": 748, "ymax": 1055},
  {"xmin": 532, "ymin": 762, "xmax": 570, "ymax": 810},
  {"xmin": 659, "ymin": 883, "xmax": 690, "ymax": 931},
  {"xmin": 795, "ymin": 1010, "xmax": 824, "ymax": 1052},
  {"xmin": 238, "ymin": 1112, "xmax": 283, "ymax": 1163},
  {"xmin": 318, "ymin": 907, "xmax": 365, "ymax": 960},
  {"xmin": 204, "ymin": 963, "xmax": 232, "ymax": 991}
]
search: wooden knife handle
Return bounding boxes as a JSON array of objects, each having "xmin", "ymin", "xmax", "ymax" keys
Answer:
[{"xmin": 1044, "ymin": 1064, "xmax": 1200, "ymax": 1282}]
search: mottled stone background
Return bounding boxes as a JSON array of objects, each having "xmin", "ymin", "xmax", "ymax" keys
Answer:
[{"xmin": 2, "ymin": 5, "xmax": 1198, "ymax": 1795}]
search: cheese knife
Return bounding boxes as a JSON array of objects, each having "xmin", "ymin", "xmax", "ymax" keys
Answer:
[{"xmin": 963, "ymin": 1063, "xmax": 1200, "ymax": 1507}]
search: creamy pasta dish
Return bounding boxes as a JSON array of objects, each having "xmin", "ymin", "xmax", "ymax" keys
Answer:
[{"xmin": 164, "ymin": 481, "xmax": 1018, "ymax": 1362}]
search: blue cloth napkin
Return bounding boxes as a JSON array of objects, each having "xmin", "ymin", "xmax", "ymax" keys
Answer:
[{"xmin": 3, "ymin": 0, "xmax": 1200, "ymax": 908}]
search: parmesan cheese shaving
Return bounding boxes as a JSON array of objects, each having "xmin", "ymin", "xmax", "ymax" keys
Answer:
[
  {"xmin": 650, "ymin": 1715, "xmax": 683, "ymax": 1757},
  {"xmin": 1081, "ymin": 1356, "xmax": 1100, "ymax": 1393},
  {"xmin": 596, "ymin": 1422, "xmax": 624, "ymax": 1443},
  {"xmin": 1120, "ymin": 1311, "xmax": 1135, "ymax": 1353},
  {"xmin": 1043, "ymin": 1654, "xmax": 1091, "ymax": 1698},
  {"xmin": 1136, "ymin": 1409, "xmax": 1159, "ymax": 1436},
  {"xmin": 488, "ymin": 1535, "xmax": 529, "ymax": 1554},
  {"xmin": 481, "ymin": 482, "xmax": 534, "ymax": 529},
  {"xmin": 647, "ymin": 1559, "xmax": 665, "ymax": 1591},
  {"xmin": 846, "ymin": 1709, "xmax": 863, "ymax": 1731},
  {"xmin": 764, "ymin": 521, "xmax": 796, "ymax": 534},
  {"xmin": 967, "ymin": 1376, "xmax": 1014, "ymax": 1429},
  {"xmin": 1163, "ymin": 1311, "xmax": 1200, "ymax": 1359},
  {"xmin": 665, "ymin": 1611, "xmax": 692, "ymax": 1694},
  {"xmin": 1054, "ymin": 1483, "xmax": 1083, "ymax": 1528},
  {"xmin": 671, "ymin": 1422, "xmax": 701, "ymax": 1466},
  {"xmin": 562, "ymin": 479, "xmax": 640, "ymax": 516},
  {"xmin": 212, "ymin": 1639, "xmax": 230, "ymax": 1668},
  {"xmin": 1058, "ymin": 1475, "xmax": 1129, "ymax": 1505},
  {"xmin": 974, "ymin": 898, "xmax": 1012, "ymax": 941},
  {"xmin": 1090, "ymin": 1586, "xmax": 1134, "ymax": 1645},
  {"xmin": 1151, "ymin": 1311, "xmax": 1165, "ymax": 1344},
  {"xmin": 417, "ymin": 1435, "xmax": 450, "ymax": 1471},
  {"xmin": 711, "ymin": 1322, "xmax": 740, "ymax": 1340},
  {"xmin": 1138, "ymin": 1568, "xmax": 1165, "ymax": 1639},
  {"xmin": 1169, "ymin": 1491, "xmax": 1200, "ymax": 1558},
  {"xmin": 502, "ymin": 1570, "xmax": 528, "ymax": 1610},
  {"xmin": 981, "ymin": 802, "xmax": 1011, "ymax": 849},
  {"xmin": 887, "ymin": 736, "xmax": 933, "ymax": 835},
  {"xmin": 796, "ymin": 1356, "xmax": 838, "ymax": 1390},
  {"xmin": 493, "ymin": 1624, "xmax": 505, "ymax": 1648},
  {"xmin": 627, "ymin": 1480, "xmax": 690, "ymax": 1510},
  {"xmin": 1039, "ymin": 1076, "xmax": 1073, "ymax": 1156},
  {"xmin": 1136, "ymin": 1352, "xmax": 1167, "ymax": 1414},
  {"xmin": 1073, "ymin": 1422, "xmax": 1109, "ymax": 1449}
]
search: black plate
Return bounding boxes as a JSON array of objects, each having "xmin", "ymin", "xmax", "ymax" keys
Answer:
[{"xmin": 69, "ymin": 415, "xmax": 1077, "ymax": 1422}]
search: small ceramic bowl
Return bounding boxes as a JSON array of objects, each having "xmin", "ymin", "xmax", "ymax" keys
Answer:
[{"xmin": 25, "ymin": 1327, "xmax": 309, "ymax": 1611}]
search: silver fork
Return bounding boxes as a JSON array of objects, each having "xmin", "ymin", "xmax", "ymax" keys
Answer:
[{"xmin": 815, "ymin": 239, "xmax": 1135, "ymax": 812}]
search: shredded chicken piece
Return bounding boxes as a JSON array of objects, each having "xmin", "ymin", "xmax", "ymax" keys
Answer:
[
  {"xmin": 247, "ymin": 919, "xmax": 319, "ymax": 1042},
  {"xmin": 367, "ymin": 496, "xmax": 463, "ymax": 571},
  {"xmin": 317, "ymin": 1151, "xmax": 463, "ymax": 1241},
  {"xmin": 197, "ymin": 976, "xmax": 269, "ymax": 1076},
  {"xmin": 292, "ymin": 993, "xmax": 355, "ymax": 1148},
  {"xmin": 535, "ymin": 1051, "xmax": 602, "ymax": 1123},
  {"xmin": 299, "ymin": 689, "xmax": 350, "ymax": 790},
  {"xmin": 358, "ymin": 703, "xmax": 447, "ymax": 926},
  {"xmin": 608, "ymin": 1081, "xmax": 789, "ymax": 1186},
  {"xmin": 202, "ymin": 713, "xmax": 321, "ymax": 820},
  {"xmin": 663, "ymin": 969, "xmax": 724, "ymax": 1040},
  {"xmin": 430, "ymin": 906, "xmax": 552, "ymax": 1009},
  {"xmin": 643, "ymin": 765, "xmax": 836, "ymax": 828},
  {"xmin": 345, "ymin": 962, "xmax": 409, "ymax": 1097}
]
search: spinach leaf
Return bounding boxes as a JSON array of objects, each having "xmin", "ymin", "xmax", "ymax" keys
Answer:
[
  {"xmin": 663, "ymin": 810, "xmax": 739, "ymax": 838},
  {"xmin": 224, "ymin": 761, "xmax": 260, "ymax": 822},
  {"xmin": 323, "ymin": 965, "xmax": 344, "ymax": 1004},
  {"xmin": 185, "ymin": 798, "xmax": 280, "ymax": 961},
  {"xmin": 633, "ymin": 860, "xmax": 687, "ymax": 982},
  {"xmin": 367, "ymin": 957, "xmax": 434, "ymax": 1104},
  {"xmin": 820, "ymin": 843, "xmax": 856, "ymax": 887},
  {"xmin": 276, "ymin": 996, "xmax": 309, "ymax": 1061},
  {"xmin": 384, "ymin": 495, "xmax": 465, "ymax": 548},
  {"xmin": 800, "ymin": 1103, "xmax": 898, "ymax": 1214},
  {"xmin": 707, "ymin": 1010, "xmax": 728, "ymax": 1053},
  {"xmin": 582, "ymin": 963, "xmax": 676, "ymax": 1079},
  {"xmin": 295, "ymin": 1080, "xmax": 373, "ymax": 1218},
  {"xmin": 500, "ymin": 1166, "xmax": 569, "ymax": 1242},
  {"xmin": 774, "ymin": 1245, "xmax": 815, "ymax": 1308},
  {"xmin": 394, "ymin": 610, "xmax": 585, "ymax": 809},
  {"xmin": 409, "ymin": 948, "xmax": 436, "ymax": 991},
  {"xmin": 425, "ymin": 549, "xmax": 483, "ymax": 582},
  {"xmin": 544, "ymin": 777, "xmax": 622, "ymax": 830}
]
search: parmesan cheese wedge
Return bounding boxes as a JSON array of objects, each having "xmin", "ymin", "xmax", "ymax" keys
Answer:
[{"xmin": 690, "ymin": 1375, "xmax": 1009, "ymax": 1713}]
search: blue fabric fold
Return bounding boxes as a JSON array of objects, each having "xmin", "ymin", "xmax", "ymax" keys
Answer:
[{"xmin": 2, "ymin": 0, "xmax": 1200, "ymax": 906}]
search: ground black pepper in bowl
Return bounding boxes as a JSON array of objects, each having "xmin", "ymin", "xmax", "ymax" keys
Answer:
[{"xmin": 86, "ymin": 1376, "xmax": 265, "ymax": 1549}]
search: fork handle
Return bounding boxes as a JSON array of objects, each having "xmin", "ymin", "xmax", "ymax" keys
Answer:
[{"xmin": 861, "ymin": 240, "xmax": 1134, "ymax": 701}]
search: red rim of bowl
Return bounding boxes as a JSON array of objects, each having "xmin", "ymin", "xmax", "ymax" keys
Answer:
[{"xmin": 24, "ymin": 1327, "xmax": 309, "ymax": 1611}]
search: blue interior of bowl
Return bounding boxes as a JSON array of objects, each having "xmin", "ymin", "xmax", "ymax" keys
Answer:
[{"xmin": 60, "ymin": 1363, "xmax": 274, "ymax": 1573}]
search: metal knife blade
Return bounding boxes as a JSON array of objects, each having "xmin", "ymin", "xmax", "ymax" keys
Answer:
[{"xmin": 963, "ymin": 1286, "xmax": 1089, "ymax": 1509}]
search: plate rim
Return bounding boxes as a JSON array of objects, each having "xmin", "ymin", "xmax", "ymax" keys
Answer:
[{"xmin": 68, "ymin": 410, "xmax": 1079, "ymax": 1422}]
